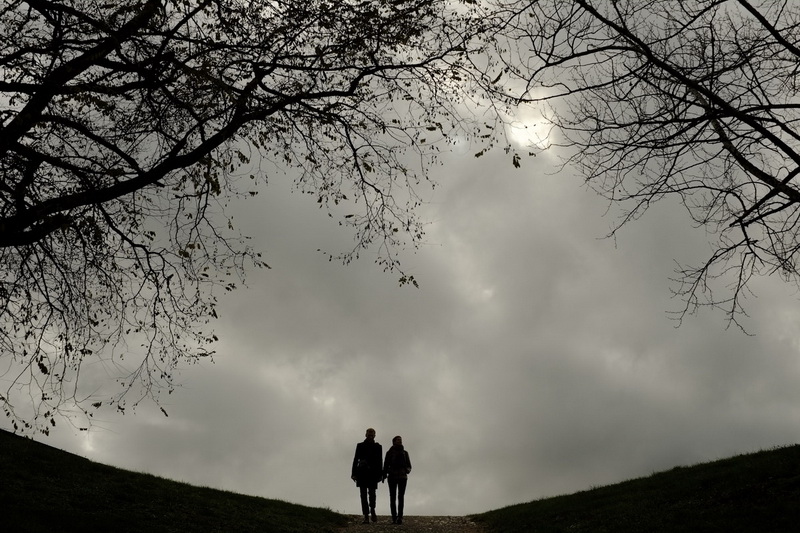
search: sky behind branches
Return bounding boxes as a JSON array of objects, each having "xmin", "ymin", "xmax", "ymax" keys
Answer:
[{"xmin": 12, "ymin": 131, "xmax": 800, "ymax": 516}]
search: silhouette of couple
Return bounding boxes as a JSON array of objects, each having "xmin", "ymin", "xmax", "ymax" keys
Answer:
[{"xmin": 351, "ymin": 428, "xmax": 412, "ymax": 525}]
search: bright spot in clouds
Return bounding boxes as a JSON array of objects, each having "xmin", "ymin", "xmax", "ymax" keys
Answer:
[{"xmin": 507, "ymin": 110, "xmax": 552, "ymax": 149}]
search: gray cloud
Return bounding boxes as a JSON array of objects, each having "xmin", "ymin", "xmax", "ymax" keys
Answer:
[{"xmin": 29, "ymin": 145, "xmax": 800, "ymax": 516}]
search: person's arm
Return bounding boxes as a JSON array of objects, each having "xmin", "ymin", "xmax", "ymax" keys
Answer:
[
  {"xmin": 405, "ymin": 451, "xmax": 412, "ymax": 474},
  {"xmin": 376, "ymin": 444, "xmax": 384, "ymax": 482},
  {"xmin": 351, "ymin": 444, "xmax": 360, "ymax": 480}
]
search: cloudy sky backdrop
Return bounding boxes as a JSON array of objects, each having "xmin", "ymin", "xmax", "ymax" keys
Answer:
[{"xmin": 8, "ymin": 122, "xmax": 800, "ymax": 516}]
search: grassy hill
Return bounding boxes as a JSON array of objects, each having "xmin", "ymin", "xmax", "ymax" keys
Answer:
[
  {"xmin": 471, "ymin": 443, "xmax": 800, "ymax": 533},
  {"xmin": 0, "ymin": 429, "xmax": 347, "ymax": 533},
  {"xmin": 3, "ymin": 428, "xmax": 799, "ymax": 532}
]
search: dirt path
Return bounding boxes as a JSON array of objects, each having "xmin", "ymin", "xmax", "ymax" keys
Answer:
[{"xmin": 339, "ymin": 515, "xmax": 488, "ymax": 533}]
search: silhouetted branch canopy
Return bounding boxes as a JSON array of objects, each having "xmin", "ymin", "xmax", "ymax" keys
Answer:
[
  {"xmin": 6, "ymin": 0, "xmax": 800, "ymax": 434},
  {"xmin": 487, "ymin": 0, "xmax": 800, "ymax": 328},
  {"xmin": 0, "ymin": 0, "xmax": 500, "ymax": 432}
]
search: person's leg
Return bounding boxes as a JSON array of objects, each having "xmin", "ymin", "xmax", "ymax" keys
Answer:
[
  {"xmin": 397, "ymin": 478, "xmax": 408, "ymax": 523},
  {"xmin": 368, "ymin": 483, "xmax": 378, "ymax": 522},
  {"xmin": 388, "ymin": 479, "xmax": 398, "ymax": 522},
  {"xmin": 359, "ymin": 485, "xmax": 369, "ymax": 522}
]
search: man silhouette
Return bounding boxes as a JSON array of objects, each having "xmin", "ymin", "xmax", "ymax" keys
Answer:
[{"xmin": 351, "ymin": 428, "xmax": 383, "ymax": 523}]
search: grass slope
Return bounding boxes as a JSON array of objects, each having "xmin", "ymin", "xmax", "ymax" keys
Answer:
[
  {"xmin": 5, "ymin": 427, "xmax": 800, "ymax": 533},
  {"xmin": 0, "ymin": 429, "xmax": 347, "ymax": 533},
  {"xmin": 472, "ymin": 444, "xmax": 800, "ymax": 533}
]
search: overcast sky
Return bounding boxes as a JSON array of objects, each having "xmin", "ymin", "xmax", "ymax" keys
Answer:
[{"xmin": 10, "ymin": 123, "xmax": 800, "ymax": 516}]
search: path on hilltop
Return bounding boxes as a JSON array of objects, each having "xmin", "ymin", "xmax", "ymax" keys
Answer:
[{"xmin": 339, "ymin": 515, "xmax": 487, "ymax": 533}]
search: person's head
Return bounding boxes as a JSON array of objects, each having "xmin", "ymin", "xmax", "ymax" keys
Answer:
[
  {"xmin": 365, "ymin": 428, "xmax": 376, "ymax": 440},
  {"xmin": 392, "ymin": 435, "xmax": 402, "ymax": 446}
]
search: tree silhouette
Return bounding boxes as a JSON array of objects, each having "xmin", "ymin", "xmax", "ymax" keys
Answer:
[
  {"xmin": 489, "ymin": 0, "xmax": 800, "ymax": 328},
  {"xmin": 0, "ymin": 0, "xmax": 498, "ymax": 432}
]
